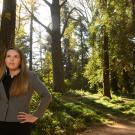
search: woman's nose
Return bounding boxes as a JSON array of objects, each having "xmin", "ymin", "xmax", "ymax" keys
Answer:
[{"xmin": 10, "ymin": 57, "xmax": 14, "ymax": 61}]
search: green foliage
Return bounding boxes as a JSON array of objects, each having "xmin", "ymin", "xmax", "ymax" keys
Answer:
[
  {"xmin": 15, "ymin": 25, "xmax": 29, "ymax": 55},
  {"xmin": 32, "ymin": 111, "xmax": 64, "ymax": 135},
  {"xmin": 31, "ymin": 87, "xmax": 135, "ymax": 135},
  {"xmin": 85, "ymin": 0, "xmax": 135, "ymax": 94},
  {"xmin": 30, "ymin": 91, "xmax": 40, "ymax": 114},
  {"xmin": 63, "ymin": 17, "xmax": 89, "ymax": 90},
  {"xmin": 84, "ymin": 49, "xmax": 102, "ymax": 92},
  {"xmin": 30, "ymin": 91, "xmax": 99, "ymax": 135},
  {"xmin": 42, "ymin": 52, "xmax": 53, "ymax": 87},
  {"xmin": 64, "ymin": 73, "xmax": 89, "ymax": 91},
  {"xmin": 30, "ymin": 89, "xmax": 135, "ymax": 135}
]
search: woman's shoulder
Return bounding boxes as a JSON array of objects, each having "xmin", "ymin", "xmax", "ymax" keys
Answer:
[
  {"xmin": 28, "ymin": 70, "xmax": 35, "ymax": 75},
  {"xmin": 28, "ymin": 70, "xmax": 37, "ymax": 79}
]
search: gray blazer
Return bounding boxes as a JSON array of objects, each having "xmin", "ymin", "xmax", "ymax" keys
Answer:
[{"xmin": 0, "ymin": 71, "xmax": 52, "ymax": 122}]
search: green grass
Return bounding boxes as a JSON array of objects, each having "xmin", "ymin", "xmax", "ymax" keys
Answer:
[{"xmin": 31, "ymin": 90, "xmax": 135, "ymax": 135}]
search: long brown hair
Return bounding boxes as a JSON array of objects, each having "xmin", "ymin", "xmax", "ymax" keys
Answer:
[{"xmin": 0, "ymin": 47, "xmax": 29, "ymax": 96}]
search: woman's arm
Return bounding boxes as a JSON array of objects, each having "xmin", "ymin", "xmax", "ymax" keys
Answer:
[
  {"xmin": 17, "ymin": 71, "xmax": 52, "ymax": 123},
  {"xmin": 30, "ymin": 71, "xmax": 52, "ymax": 118}
]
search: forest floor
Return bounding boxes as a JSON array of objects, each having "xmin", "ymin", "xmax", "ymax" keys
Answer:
[
  {"xmin": 63, "ymin": 91, "xmax": 135, "ymax": 135},
  {"xmin": 78, "ymin": 117, "xmax": 135, "ymax": 135}
]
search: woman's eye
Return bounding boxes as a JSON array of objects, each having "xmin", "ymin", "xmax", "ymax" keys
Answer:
[
  {"xmin": 6, "ymin": 55, "xmax": 10, "ymax": 57},
  {"xmin": 14, "ymin": 55, "xmax": 19, "ymax": 58}
]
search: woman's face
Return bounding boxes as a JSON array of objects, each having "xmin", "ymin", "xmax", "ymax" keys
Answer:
[{"xmin": 5, "ymin": 49, "xmax": 21, "ymax": 71}]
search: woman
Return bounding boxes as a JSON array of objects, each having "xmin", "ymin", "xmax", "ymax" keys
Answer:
[{"xmin": 0, "ymin": 47, "xmax": 52, "ymax": 135}]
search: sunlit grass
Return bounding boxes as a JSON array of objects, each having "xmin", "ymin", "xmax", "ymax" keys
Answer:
[{"xmin": 31, "ymin": 89, "xmax": 135, "ymax": 135}]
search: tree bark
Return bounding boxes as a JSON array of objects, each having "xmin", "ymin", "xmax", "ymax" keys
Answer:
[
  {"xmin": 131, "ymin": 0, "xmax": 135, "ymax": 70},
  {"xmin": 103, "ymin": 27, "xmax": 111, "ymax": 98},
  {"xmin": 0, "ymin": 0, "xmax": 16, "ymax": 66},
  {"xmin": 0, "ymin": 0, "xmax": 16, "ymax": 51},
  {"xmin": 50, "ymin": 0, "xmax": 64, "ymax": 92},
  {"xmin": 29, "ymin": 11, "xmax": 34, "ymax": 70}
]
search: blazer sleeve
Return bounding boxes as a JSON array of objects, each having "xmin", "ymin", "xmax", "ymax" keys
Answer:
[{"xmin": 30, "ymin": 71, "xmax": 52, "ymax": 118}]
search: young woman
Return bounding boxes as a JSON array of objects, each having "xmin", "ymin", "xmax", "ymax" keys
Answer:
[{"xmin": 0, "ymin": 47, "xmax": 52, "ymax": 135}]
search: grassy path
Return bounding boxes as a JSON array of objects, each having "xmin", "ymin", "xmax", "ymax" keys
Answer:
[{"xmin": 64, "ymin": 91, "xmax": 135, "ymax": 135}]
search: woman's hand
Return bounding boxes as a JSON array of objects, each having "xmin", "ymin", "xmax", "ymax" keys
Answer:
[{"xmin": 17, "ymin": 112, "xmax": 38, "ymax": 123}]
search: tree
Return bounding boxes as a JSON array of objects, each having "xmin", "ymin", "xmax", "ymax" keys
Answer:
[
  {"xmin": 29, "ymin": 0, "xmax": 36, "ymax": 70},
  {"xmin": 102, "ymin": 25, "xmax": 111, "ymax": 98},
  {"xmin": 89, "ymin": 0, "xmax": 111, "ymax": 98},
  {"xmin": 0, "ymin": 0, "xmax": 16, "ymax": 60},
  {"xmin": 22, "ymin": 0, "xmax": 76, "ymax": 92},
  {"xmin": 131, "ymin": 0, "xmax": 135, "ymax": 70},
  {"xmin": 49, "ymin": 0, "xmax": 64, "ymax": 92},
  {"xmin": 15, "ymin": 1, "xmax": 30, "ymax": 57}
]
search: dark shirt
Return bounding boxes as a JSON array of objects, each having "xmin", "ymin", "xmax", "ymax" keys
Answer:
[{"xmin": 2, "ymin": 71, "xmax": 14, "ymax": 99}]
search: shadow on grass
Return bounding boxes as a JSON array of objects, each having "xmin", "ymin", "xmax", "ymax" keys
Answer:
[
  {"xmin": 62, "ymin": 91, "xmax": 135, "ymax": 122},
  {"xmin": 32, "ymin": 92, "xmax": 135, "ymax": 135}
]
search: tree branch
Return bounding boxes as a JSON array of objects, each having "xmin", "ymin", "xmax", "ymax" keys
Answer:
[
  {"xmin": 32, "ymin": 15, "xmax": 52, "ymax": 35},
  {"xmin": 60, "ymin": 0, "xmax": 67, "ymax": 8},
  {"xmin": 21, "ymin": 0, "xmax": 52, "ymax": 35},
  {"xmin": 78, "ymin": 0, "xmax": 90, "ymax": 23},
  {"xmin": 69, "ymin": 16, "xmax": 79, "ymax": 22},
  {"xmin": 42, "ymin": 0, "xmax": 51, "ymax": 7},
  {"xmin": 61, "ymin": 7, "xmax": 76, "ymax": 37},
  {"xmin": 73, "ymin": 7, "xmax": 89, "ymax": 24}
]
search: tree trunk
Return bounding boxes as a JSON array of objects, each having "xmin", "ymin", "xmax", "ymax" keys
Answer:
[
  {"xmin": 123, "ymin": 67, "xmax": 130, "ymax": 93},
  {"xmin": 103, "ymin": 27, "xmax": 111, "ymax": 98},
  {"xmin": 132, "ymin": 0, "xmax": 135, "ymax": 20},
  {"xmin": 29, "ymin": 14, "xmax": 33, "ymax": 70},
  {"xmin": 50, "ymin": 0, "xmax": 64, "ymax": 92},
  {"xmin": 80, "ymin": 21, "xmax": 84, "ymax": 70},
  {"xmin": 131, "ymin": 0, "xmax": 135, "ymax": 70},
  {"xmin": 110, "ymin": 70, "xmax": 119, "ymax": 93},
  {"xmin": 0, "ymin": 0, "xmax": 16, "ymax": 48},
  {"xmin": 0, "ymin": 0, "xmax": 16, "ymax": 60}
]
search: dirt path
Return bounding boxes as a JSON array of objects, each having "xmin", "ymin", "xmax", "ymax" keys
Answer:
[
  {"xmin": 63, "ymin": 95, "xmax": 135, "ymax": 135},
  {"xmin": 77, "ymin": 120, "xmax": 135, "ymax": 135}
]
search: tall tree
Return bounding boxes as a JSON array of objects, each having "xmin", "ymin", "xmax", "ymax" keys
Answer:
[
  {"xmin": 131, "ymin": 0, "xmax": 135, "ymax": 70},
  {"xmin": 23, "ymin": 0, "xmax": 75, "ymax": 92},
  {"xmin": 0, "ymin": 0, "xmax": 16, "ymax": 59},
  {"xmin": 29, "ymin": 0, "xmax": 36, "ymax": 70},
  {"xmin": 99, "ymin": 0, "xmax": 111, "ymax": 98},
  {"xmin": 49, "ymin": 0, "xmax": 64, "ymax": 92},
  {"xmin": 85, "ymin": 0, "xmax": 111, "ymax": 97},
  {"xmin": 102, "ymin": 25, "xmax": 111, "ymax": 98},
  {"xmin": 0, "ymin": 0, "xmax": 16, "ymax": 64}
]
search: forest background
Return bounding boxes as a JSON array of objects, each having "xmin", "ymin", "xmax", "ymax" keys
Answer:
[{"xmin": 0, "ymin": 0, "xmax": 135, "ymax": 135}]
